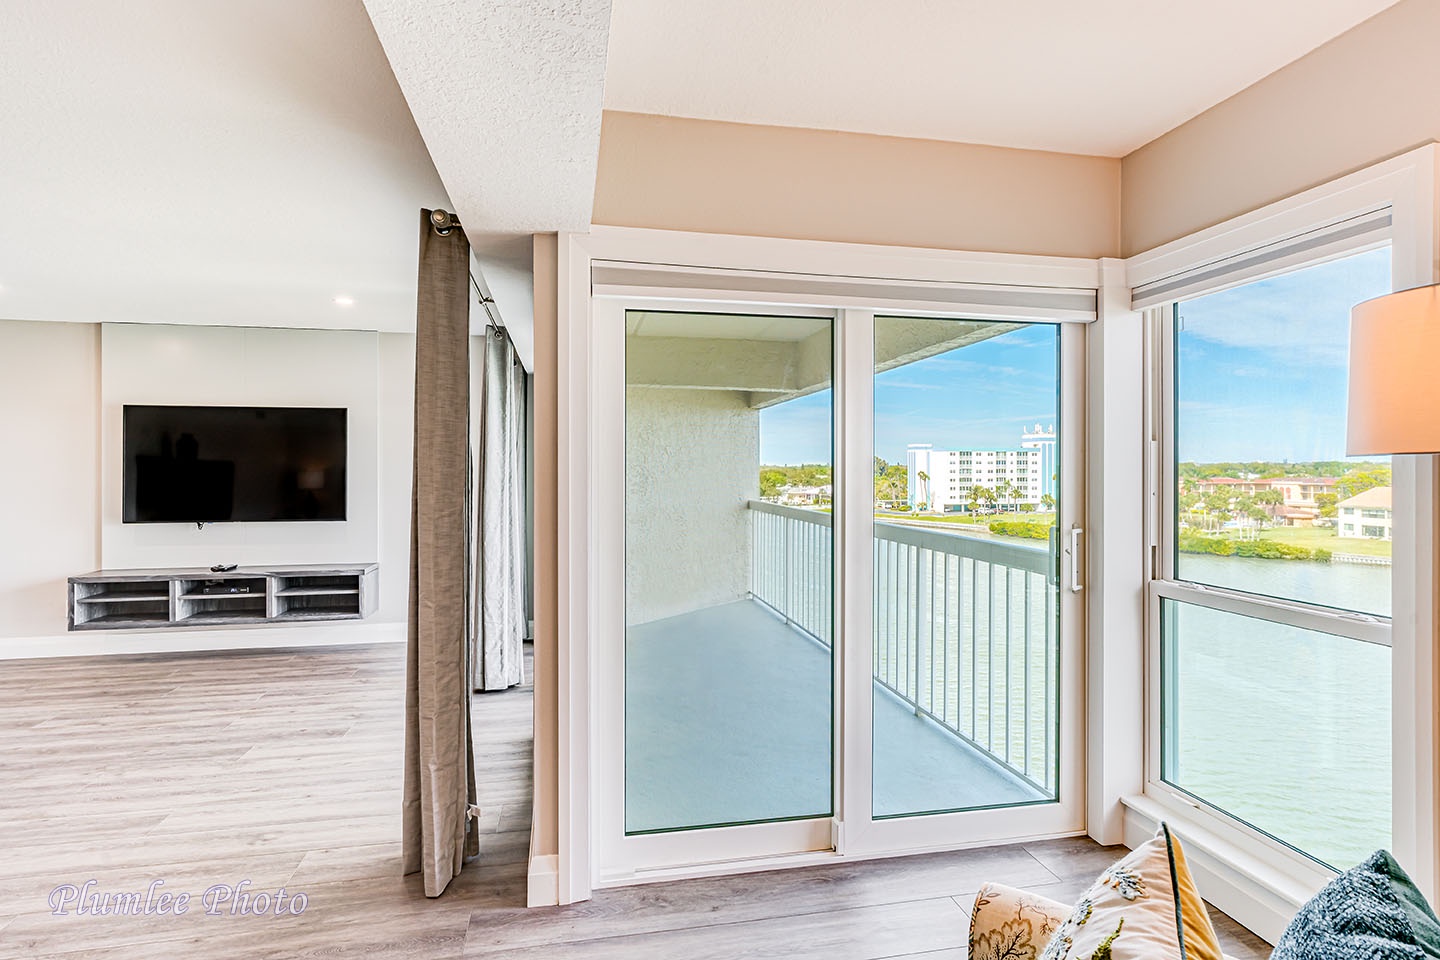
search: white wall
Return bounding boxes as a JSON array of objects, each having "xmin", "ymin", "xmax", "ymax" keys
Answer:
[
  {"xmin": 0, "ymin": 320, "xmax": 100, "ymax": 639},
  {"xmin": 0, "ymin": 321, "xmax": 419, "ymax": 647},
  {"xmin": 377, "ymin": 332, "xmax": 416, "ymax": 622},
  {"xmin": 624, "ymin": 386, "xmax": 757, "ymax": 625}
]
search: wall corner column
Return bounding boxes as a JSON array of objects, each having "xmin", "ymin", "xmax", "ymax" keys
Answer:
[
  {"xmin": 1085, "ymin": 257, "xmax": 1147, "ymax": 845},
  {"xmin": 528, "ymin": 233, "xmax": 561, "ymax": 906}
]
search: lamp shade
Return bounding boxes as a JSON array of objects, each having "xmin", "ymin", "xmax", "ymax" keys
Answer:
[{"xmin": 1348, "ymin": 283, "xmax": 1440, "ymax": 455}]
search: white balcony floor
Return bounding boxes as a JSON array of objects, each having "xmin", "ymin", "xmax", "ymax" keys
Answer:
[{"xmin": 625, "ymin": 599, "xmax": 1045, "ymax": 834}]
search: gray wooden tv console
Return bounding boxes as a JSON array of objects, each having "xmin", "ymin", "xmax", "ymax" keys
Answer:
[{"xmin": 67, "ymin": 564, "xmax": 378, "ymax": 630}]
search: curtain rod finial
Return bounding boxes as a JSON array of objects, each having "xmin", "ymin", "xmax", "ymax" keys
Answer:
[{"xmin": 429, "ymin": 208, "xmax": 459, "ymax": 236}]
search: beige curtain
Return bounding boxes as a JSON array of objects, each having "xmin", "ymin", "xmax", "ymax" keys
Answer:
[{"xmin": 403, "ymin": 208, "xmax": 479, "ymax": 897}]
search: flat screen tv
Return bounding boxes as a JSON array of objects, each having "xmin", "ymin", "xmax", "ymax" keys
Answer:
[{"xmin": 122, "ymin": 405, "xmax": 347, "ymax": 523}]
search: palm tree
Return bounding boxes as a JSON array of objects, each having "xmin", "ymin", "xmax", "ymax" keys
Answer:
[
  {"xmin": 1255, "ymin": 489, "xmax": 1284, "ymax": 526},
  {"xmin": 916, "ymin": 470, "xmax": 929, "ymax": 511},
  {"xmin": 983, "ymin": 486, "xmax": 1000, "ymax": 513},
  {"xmin": 997, "ymin": 479, "xmax": 1016, "ymax": 513},
  {"xmin": 972, "ymin": 485, "xmax": 997, "ymax": 514},
  {"xmin": 1202, "ymin": 491, "xmax": 1232, "ymax": 532}
]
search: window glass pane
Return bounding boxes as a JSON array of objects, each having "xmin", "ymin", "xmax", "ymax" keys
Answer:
[
  {"xmin": 1161, "ymin": 598, "xmax": 1390, "ymax": 869},
  {"xmin": 1174, "ymin": 248, "xmax": 1392, "ymax": 616},
  {"xmin": 624, "ymin": 310, "xmax": 833, "ymax": 833},
  {"xmin": 871, "ymin": 317, "xmax": 1060, "ymax": 817}
]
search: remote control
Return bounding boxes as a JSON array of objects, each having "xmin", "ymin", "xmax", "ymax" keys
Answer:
[{"xmin": 210, "ymin": 563, "xmax": 238, "ymax": 573}]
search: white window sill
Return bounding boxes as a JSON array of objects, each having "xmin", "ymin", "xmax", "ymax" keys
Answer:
[{"xmin": 1121, "ymin": 791, "xmax": 1335, "ymax": 944}]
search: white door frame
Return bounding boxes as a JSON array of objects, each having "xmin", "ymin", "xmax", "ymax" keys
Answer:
[{"xmin": 555, "ymin": 226, "xmax": 1102, "ymax": 901}]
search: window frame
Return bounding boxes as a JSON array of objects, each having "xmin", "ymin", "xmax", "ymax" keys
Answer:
[{"xmin": 1130, "ymin": 144, "xmax": 1440, "ymax": 936}]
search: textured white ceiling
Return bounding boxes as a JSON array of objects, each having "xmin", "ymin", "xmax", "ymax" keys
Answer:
[
  {"xmin": 363, "ymin": 0, "xmax": 612, "ymax": 368},
  {"xmin": 0, "ymin": 0, "xmax": 451, "ymax": 334},
  {"xmin": 364, "ymin": 0, "xmax": 611, "ymax": 237},
  {"xmin": 603, "ymin": 0, "xmax": 1401, "ymax": 157}
]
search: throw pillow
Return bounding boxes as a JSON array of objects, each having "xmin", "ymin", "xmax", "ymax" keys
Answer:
[
  {"xmin": 969, "ymin": 882, "xmax": 1072, "ymax": 960},
  {"xmin": 1271, "ymin": 850, "xmax": 1440, "ymax": 960},
  {"xmin": 1038, "ymin": 824, "xmax": 1222, "ymax": 960}
]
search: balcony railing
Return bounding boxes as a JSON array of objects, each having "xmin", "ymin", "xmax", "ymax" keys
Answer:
[
  {"xmin": 747, "ymin": 500, "xmax": 1057, "ymax": 796},
  {"xmin": 749, "ymin": 500, "xmax": 833, "ymax": 646}
]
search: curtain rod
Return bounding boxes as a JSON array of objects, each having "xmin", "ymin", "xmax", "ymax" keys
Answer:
[
  {"xmin": 470, "ymin": 275, "xmax": 504, "ymax": 332},
  {"xmin": 431, "ymin": 208, "xmax": 506, "ymax": 332}
]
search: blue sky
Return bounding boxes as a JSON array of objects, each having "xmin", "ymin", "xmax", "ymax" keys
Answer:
[
  {"xmin": 1176, "ymin": 246, "xmax": 1389, "ymax": 463},
  {"xmin": 759, "ymin": 323, "xmax": 1059, "ymax": 466},
  {"xmin": 758, "ymin": 247, "xmax": 1392, "ymax": 467}
]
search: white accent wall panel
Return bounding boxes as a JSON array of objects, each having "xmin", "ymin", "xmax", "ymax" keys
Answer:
[{"xmin": 99, "ymin": 324, "xmax": 381, "ymax": 572}]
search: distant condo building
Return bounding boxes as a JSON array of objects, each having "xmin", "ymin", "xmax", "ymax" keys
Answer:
[
  {"xmin": 1021, "ymin": 423, "xmax": 1058, "ymax": 503},
  {"xmin": 907, "ymin": 436, "xmax": 1046, "ymax": 513}
]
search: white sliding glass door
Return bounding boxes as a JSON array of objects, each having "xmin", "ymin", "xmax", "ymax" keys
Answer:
[
  {"xmin": 622, "ymin": 309, "xmax": 836, "ymax": 836},
  {"xmin": 592, "ymin": 297, "xmax": 1086, "ymax": 884},
  {"xmin": 838, "ymin": 312, "xmax": 1085, "ymax": 858},
  {"xmin": 871, "ymin": 317, "xmax": 1063, "ymax": 819}
]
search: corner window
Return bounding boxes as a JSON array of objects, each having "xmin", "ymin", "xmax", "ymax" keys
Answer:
[{"xmin": 1159, "ymin": 247, "xmax": 1393, "ymax": 869}]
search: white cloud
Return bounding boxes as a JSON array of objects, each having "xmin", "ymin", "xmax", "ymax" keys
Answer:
[{"xmin": 1179, "ymin": 249, "xmax": 1388, "ymax": 367}]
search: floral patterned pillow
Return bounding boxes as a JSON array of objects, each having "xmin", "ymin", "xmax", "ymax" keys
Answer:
[
  {"xmin": 1037, "ymin": 825, "xmax": 1223, "ymax": 960},
  {"xmin": 970, "ymin": 883, "xmax": 1073, "ymax": 960}
]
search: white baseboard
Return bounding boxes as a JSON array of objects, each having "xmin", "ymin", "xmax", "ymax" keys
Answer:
[
  {"xmin": 0, "ymin": 619, "xmax": 406, "ymax": 660},
  {"xmin": 527, "ymin": 853, "xmax": 559, "ymax": 908}
]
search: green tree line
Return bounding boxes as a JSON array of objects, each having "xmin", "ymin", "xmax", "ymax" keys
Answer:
[
  {"xmin": 760, "ymin": 464, "xmax": 833, "ymax": 498},
  {"xmin": 1179, "ymin": 462, "xmax": 1390, "ymax": 524},
  {"xmin": 1177, "ymin": 460, "xmax": 1389, "ymax": 481}
]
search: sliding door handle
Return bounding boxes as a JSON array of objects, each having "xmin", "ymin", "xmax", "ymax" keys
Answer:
[
  {"xmin": 1069, "ymin": 526, "xmax": 1084, "ymax": 593},
  {"xmin": 1047, "ymin": 525, "xmax": 1060, "ymax": 587}
]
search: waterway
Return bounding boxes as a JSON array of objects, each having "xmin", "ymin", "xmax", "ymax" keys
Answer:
[
  {"xmin": 1168, "ymin": 554, "xmax": 1390, "ymax": 869},
  {"xmin": 871, "ymin": 538, "xmax": 1394, "ymax": 869},
  {"xmin": 779, "ymin": 514, "xmax": 1392, "ymax": 870}
]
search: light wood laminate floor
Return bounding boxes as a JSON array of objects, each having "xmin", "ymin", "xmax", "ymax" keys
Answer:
[{"xmin": 0, "ymin": 643, "xmax": 1271, "ymax": 959}]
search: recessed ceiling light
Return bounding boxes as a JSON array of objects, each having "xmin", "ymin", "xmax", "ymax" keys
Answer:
[{"xmin": 333, "ymin": 295, "xmax": 355, "ymax": 307}]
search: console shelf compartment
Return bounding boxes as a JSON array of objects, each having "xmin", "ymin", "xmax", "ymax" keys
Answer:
[
  {"xmin": 76, "ymin": 592, "xmax": 170, "ymax": 604},
  {"xmin": 274, "ymin": 586, "xmax": 361, "ymax": 597},
  {"xmin": 67, "ymin": 564, "xmax": 377, "ymax": 631}
]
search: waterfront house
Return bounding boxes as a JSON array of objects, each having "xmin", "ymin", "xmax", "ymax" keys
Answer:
[{"xmin": 1338, "ymin": 485, "xmax": 1394, "ymax": 540}]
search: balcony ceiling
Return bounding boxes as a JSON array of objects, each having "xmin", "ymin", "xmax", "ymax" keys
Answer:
[
  {"xmin": 627, "ymin": 312, "xmax": 828, "ymax": 342},
  {"xmin": 604, "ymin": 0, "xmax": 1402, "ymax": 157},
  {"xmin": 625, "ymin": 310, "xmax": 1017, "ymax": 407}
]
